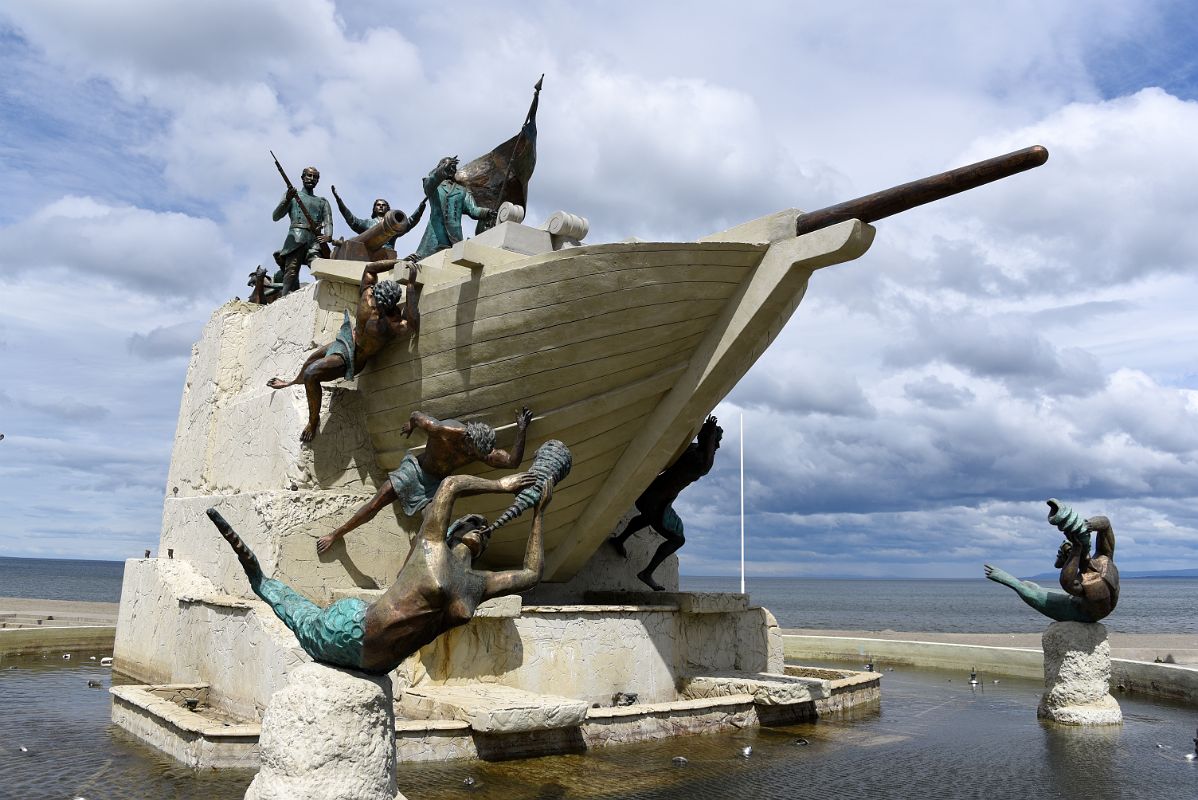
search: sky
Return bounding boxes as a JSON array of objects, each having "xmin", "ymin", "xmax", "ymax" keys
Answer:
[{"xmin": 2, "ymin": 1, "xmax": 1198, "ymax": 580}]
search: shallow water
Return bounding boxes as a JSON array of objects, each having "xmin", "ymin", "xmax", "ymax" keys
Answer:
[{"xmin": 1, "ymin": 651, "xmax": 1194, "ymax": 800}]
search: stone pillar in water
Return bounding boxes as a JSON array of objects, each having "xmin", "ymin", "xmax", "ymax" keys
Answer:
[
  {"xmin": 1037, "ymin": 621, "xmax": 1122, "ymax": 725},
  {"xmin": 245, "ymin": 662, "xmax": 401, "ymax": 800}
]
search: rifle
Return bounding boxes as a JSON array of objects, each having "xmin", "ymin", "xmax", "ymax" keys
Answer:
[
  {"xmin": 795, "ymin": 145, "xmax": 1049, "ymax": 236},
  {"xmin": 270, "ymin": 150, "xmax": 332, "ymax": 259}
]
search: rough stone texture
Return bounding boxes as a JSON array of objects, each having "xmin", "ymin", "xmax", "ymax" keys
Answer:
[
  {"xmin": 585, "ymin": 590, "xmax": 747, "ymax": 613},
  {"xmin": 162, "ymin": 492, "xmax": 406, "ymax": 604},
  {"xmin": 245, "ymin": 662, "xmax": 398, "ymax": 800},
  {"xmin": 681, "ymin": 672, "xmax": 824, "ymax": 705},
  {"xmin": 581, "ymin": 696, "xmax": 761, "ymax": 749},
  {"xmin": 1038, "ymin": 622, "xmax": 1123, "ymax": 725},
  {"xmin": 399, "ymin": 684, "xmax": 588, "ymax": 733}
]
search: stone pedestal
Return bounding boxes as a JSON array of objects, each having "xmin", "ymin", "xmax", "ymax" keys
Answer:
[
  {"xmin": 245, "ymin": 663, "xmax": 400, "ymax": 800},
  {"xmin": 1037, "ymin": 621, "xmax": 1122, "ymax": 726}
]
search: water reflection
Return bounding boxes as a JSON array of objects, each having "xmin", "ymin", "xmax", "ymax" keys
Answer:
[
  {"xmin": 1042, "ymin": 720, "xmax": 1121, "ymax": 799},
  {"xmin": 2, "ymin": 655, "xmax": 1195, "ymax": 800}
]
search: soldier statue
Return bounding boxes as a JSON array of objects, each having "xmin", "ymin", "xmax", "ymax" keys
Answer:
[
  {"xmin": 409, "ymin": 156, "xmax": 496, "ymax": 261},
  {"xmin": 271, "ymin": 166, "xmax": 333, "ymax": 295}
]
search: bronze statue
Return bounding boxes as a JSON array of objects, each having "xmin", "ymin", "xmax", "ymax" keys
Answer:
[
  {"xmin": 316, "ymin": 408, "xmax": 533, "ymax": 553},
  {"xmin": 409, "ymin": 156, "xmax": 495, "ymax": 262},
  {"xmin": 267, "ymin": 260, "xmax": 421, "ymax": 443},
  {"xmin": 609, "ymin": 416, "xmax": 723, "ymax": 590},
  {"xmin": 331, "ymin": 187, "xmax": 426, "ymax": 261},
  {"xmin": 456, "ymin": 75, "xmax": 543, "ymax": 235},
  {"xmin": 984, "ymin": 499, "xmax": 1120, "ymax": 623},
  {"xmin": 205, "ymin": 468, "xmax": 556, "ymax": 675},
  {"xmin": 271, "ymin": 156, "xmax": 333, "ymax": 296}
]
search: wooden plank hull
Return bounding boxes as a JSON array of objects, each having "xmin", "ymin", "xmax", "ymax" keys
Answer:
[{"xmin": 352, "ymin": 215, "xmax": 875, "ymax": 580}]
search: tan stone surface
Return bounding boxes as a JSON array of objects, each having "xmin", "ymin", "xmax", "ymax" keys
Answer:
[
  {"xmin": 681, "ymin": 672, "xmax": 823, "ymax": 705},
  {"xmin": 780, "ymin": 627, "xmax": 1198, "ymax": 666},
  {"xmin": 246, "ymin": 662, "xmax": 397, "ymax": 800},
  {"xmin": 0, "ymin": 596, "xmax": 118, "ymax": 623},
  {"xmin": 400, "ymin": 684, "xmax": 588, "ymax": 733},
  {"xmin": 1038, "ymin": 622, "xmax": 1122, "ymax": 725}
]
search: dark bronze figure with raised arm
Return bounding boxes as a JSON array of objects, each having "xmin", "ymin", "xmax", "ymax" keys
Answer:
[
  {"xmin": 316, "ymin": 408, "xmax": 533, "ymax": 553},
  {"xmin": 610, "ymin": 415, "xmax": 723, "ymax": 590},
  {"xmin": 205, "ymin": 471, "xmax": 552, "ymax": 675},
  {"xmin": 985, "ymin": 498, "xmax": 1120, "ymax": 623},
  {"xmin": 331, "ymin": 187, "xmax": 426, "ymax": 259},
  {"xmin": 267, "ymin": 259, "xmax": 421, "ymax": 443},
  {"xmin": 271, "ymin": 160, "xmax": 333, "ymax": 296}
]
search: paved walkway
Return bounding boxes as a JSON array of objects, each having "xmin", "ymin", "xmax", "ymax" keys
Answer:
[
  {"xmin": 781, "ymin": 628, "xmax": 1198, "ymax": 666},
  {"xmin": 0, "ymin": 597, "xmax": 119, "ymax": 627}
]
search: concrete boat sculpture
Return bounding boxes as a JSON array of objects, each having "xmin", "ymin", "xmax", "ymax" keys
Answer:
[
  {"xmin": 111, "ymin": 145, "xmax": 1047, "ymax": 768},
  {"xmin": 326, "ymin": 144, "xmax": 1049, "ymax": 580}
]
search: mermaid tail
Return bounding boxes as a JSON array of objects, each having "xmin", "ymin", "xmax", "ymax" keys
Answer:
[{"xmin": 488, "ymin": 440, "xmax": 572, "ymax": 532}]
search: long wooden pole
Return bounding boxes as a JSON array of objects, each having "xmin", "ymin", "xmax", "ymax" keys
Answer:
[{"xmin": 795, "ymin": 145, "xmax": 1048, "ymax": 236}]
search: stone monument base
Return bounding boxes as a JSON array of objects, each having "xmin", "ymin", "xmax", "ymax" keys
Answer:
[
  {"xmin": 245, "ymin": 662, "xmax": 399, "ymax": 800},
  {"xmin": 1037, "ymin": 621, "xmax": 1122, "ymax": 726}
]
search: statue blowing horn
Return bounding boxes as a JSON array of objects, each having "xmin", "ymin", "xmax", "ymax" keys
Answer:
[
  {"xmin": 486, "ymin": 440, "xmax": 572, "ymax": 534},
  {"xmin": 1046, "ymin": 498, "xmax": 1089, "ymax": 539}
]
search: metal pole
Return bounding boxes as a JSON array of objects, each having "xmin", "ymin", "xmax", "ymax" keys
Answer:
[{"xmin": 740, "ymin": 412, "xmax": 745, "ymax": 595}]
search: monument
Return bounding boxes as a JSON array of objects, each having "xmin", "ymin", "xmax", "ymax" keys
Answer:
[
  {"xmin": 110, "ymin": 124, "xmax": 1049, "ymax": 779},
  {"xmin": 985, "ymin": 499, "xmax": 1123, "ymax": 725}
]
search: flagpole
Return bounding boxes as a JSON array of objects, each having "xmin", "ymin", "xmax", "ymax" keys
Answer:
[{"xmin": 739, "ymin": 412, "xmax": 745, "ymax": 595}]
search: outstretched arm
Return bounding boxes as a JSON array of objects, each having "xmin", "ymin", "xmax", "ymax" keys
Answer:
[
  {"xmin": 419, "ymin": 472, "xmax": 535, "ymax": 544},
  {"xmin": 462, "ymin": 189, "xmax": 494, "ymax": 223},
  {"xmin": 482, "ymin": 484, "xmax": 550, "ymax": 599},
  {"xmin": 400, "ymin": 410, "xmax": 459, "ymax": 438},
  {"xmin": 483, "ymin": 407, "xmax": 533, "ymax": 468},
  {"xmin": 398, "ymin": 198, "xmax": 427, "ymax": 235},
  {"xmin": 333, "ymin": 186, "xmax": 369, "ymax": 233},
  {"xmin": 359, "ymin": 258, "xmax": 401, "ymax": 292}
]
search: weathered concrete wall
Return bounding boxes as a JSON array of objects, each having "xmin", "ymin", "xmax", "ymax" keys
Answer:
[{"xmin": 783, "ymin": 634, "xmax": 1198, "ymax": 706}]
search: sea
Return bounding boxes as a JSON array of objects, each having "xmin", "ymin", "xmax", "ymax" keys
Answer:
[{"xmin": 2, "ymin": 556, "xmax": 1194, "ymax": 635}]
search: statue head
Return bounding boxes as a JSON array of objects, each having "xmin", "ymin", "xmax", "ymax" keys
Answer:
[
  {"xmin": 464, "ymin": 421, "xmax": 497, "ymax": 458},
  {"xmin": 447, "ymin": 513, "xmax": 490, "ymax": 558},
  {"xmin": 372, "ymin": 280, "xmax": 404, "ymax": 316},
  {"xmin": 372, "ymin": 198, "xmax": 390, "ymax": 218},
  {"xmin": 435, "ymin": 156, "xmax": 460, "ymax": 182},
  {"xmin": 301, "ymin": 167, "xmax": 320, "ymax": 190}
]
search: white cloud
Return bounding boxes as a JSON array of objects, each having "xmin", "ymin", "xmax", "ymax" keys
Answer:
[{"xmin": 2, "ymin": 1, "xmax": 1198, "ymax": 577}]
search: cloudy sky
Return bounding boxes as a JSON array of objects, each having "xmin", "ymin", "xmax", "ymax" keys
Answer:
[{"xmin": 2, "ymin": 1, "xmax": 1198, "ymax": 580}]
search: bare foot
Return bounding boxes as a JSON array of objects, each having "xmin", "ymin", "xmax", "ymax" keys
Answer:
[
  {"xmin": 637, "ymin": 569, "xmax": 665, "ymax": 591},
  {"xmin": 300, "ymin": 422, "xmax": 317, "ymax": 443},
  {"xmin": 267, "ymin": 378, "xmax": 291, "ymax": 390},
  {"xmin": 608, "ymin": 537, "xmax": 627, "ymax": 558}
]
